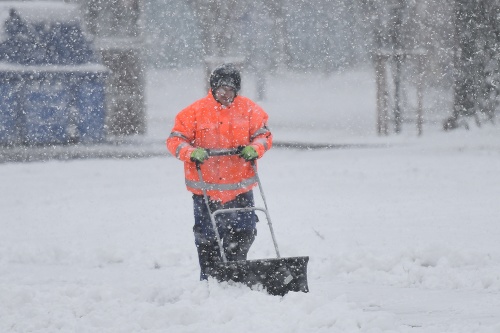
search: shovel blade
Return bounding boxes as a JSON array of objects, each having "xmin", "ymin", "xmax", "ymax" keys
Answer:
[{"xmin": 210, "ymin": 256, "xmax": 309, "ymax": 296}]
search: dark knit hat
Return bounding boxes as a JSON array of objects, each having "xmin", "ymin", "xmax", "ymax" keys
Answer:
[{"xmin": 209, "ymin": 63, "xmax": 241, "ymax": 94}]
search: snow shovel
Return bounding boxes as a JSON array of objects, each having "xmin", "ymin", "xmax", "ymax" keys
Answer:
[{"xmin": 195, "ymin": 148, "xmax": 309, "ymax": 296}]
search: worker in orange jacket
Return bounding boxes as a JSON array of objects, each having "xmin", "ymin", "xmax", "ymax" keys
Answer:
[{"xmin": 166, "ymin": 64, "xmax": 273, "ymax": 280}]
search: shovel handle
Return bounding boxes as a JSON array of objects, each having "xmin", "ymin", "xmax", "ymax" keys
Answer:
[
  {"xmin": 195, "ymin": 163, "xmax": 227, "ymax": 262},
  {"xmin": 205, "ymin": 147, "xmax": 242, "ymax": 156},
  {"xmin": 195, "ymin": 148, "xmax": 281, "ymax": 261}
]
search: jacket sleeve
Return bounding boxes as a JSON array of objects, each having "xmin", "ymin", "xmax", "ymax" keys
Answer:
[
  {"xmin": 166, "ymin": 107, "xmax": 197, "ymax": 162},
  {"xmin": 249, "ymin": 103, "xmax": 273, "ymax": 158}
]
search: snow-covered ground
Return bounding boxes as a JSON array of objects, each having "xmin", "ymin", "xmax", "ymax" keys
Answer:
[{"xmin": 1, "ymin": 68, "xmax": 500, "ymax": 332}]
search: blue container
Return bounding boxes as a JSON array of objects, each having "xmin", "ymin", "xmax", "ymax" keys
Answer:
[
  {"xmin": 0, "ymin": 4, "xmax": 109, "ymax": 146},
  {"xmin": 0, "ymin": 74, "xmax": 20, "ymax": 145},
  {"xmin": 22, "ymin": 73, "xmax": 71, "ymax": 145},
  {"xmin": 75, "ymin": 74, "xmax": 107, "ymax": 143}
]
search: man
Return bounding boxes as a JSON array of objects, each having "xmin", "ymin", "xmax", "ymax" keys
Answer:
[{"xmin": 166, "ymin": 63, "xmax": 273, "ymax": 280}]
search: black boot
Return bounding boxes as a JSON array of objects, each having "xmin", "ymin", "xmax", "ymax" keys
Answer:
[
  {"xmin": 223, "ymin": 229, "xmax": 256, "ymax": 262},
  {"xmin": 196, "ymin": 240, "xmax": 221, "ymax": 280}
]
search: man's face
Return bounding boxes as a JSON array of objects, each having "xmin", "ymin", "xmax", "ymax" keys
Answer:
[{"xmin": 214, "ymin": 86, "xmax": 236, "ymax": 107}]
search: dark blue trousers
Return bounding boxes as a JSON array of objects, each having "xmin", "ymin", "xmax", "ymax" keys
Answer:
[{"xmin": 193, "ymin": 191, "xmax": 257, "ymax": 280}]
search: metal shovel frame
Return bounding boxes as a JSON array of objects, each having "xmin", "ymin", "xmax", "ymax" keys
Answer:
[{"xmin": 195, "ymin": 148, "xmax": 309, "ymax": 296}]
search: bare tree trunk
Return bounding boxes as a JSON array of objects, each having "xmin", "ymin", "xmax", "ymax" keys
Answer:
[
  {"xmin": 390, "ymin": 0, "xmax": 405, "ymax": 134},
  {"xmin": 85, "ymin": 0, "xmax": 146, "ymax": 135},
  {"xmin": 266, "ymin": 1, "xmax": 292, "ymax": 70},
  {"xmin": 451, "ymin": 0, "xmax": 473, "ymax": 128},
  {"xmin": 416, "ymin": 55, "xmax": 424, "ymax": 136},
  {"xmin": 375, "ymin": 54, "xmax": 389, "ymax": 135}
]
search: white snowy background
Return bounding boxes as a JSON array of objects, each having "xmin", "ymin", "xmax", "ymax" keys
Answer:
[{"xmin": 1, "ymin": 68, "xmax": 500, "ymax": 332}]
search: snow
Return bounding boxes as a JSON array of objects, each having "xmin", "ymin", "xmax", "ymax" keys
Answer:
[{"xmin": 1, "ymin": 67, "xmax": 500, "ymax": 332}]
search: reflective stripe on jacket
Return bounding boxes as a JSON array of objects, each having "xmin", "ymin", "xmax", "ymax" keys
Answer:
[{"xmin": 166, "ymin": 92, "xmax": 272, "ymax": 203}]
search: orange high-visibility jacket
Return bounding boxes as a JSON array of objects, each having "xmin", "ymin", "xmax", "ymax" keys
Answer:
[{"xmin": 167, "ymin": 92, "xmax": 273, "ymax": 203}]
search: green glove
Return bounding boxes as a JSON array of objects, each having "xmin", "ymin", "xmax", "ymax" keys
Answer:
[
  {"xmin": 190, "ymin": 148, "xmax": 209, "ymax": 163},
  {"xmin": 240, "ymin": 146, "xmax": 258, "ymax": 161}
]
